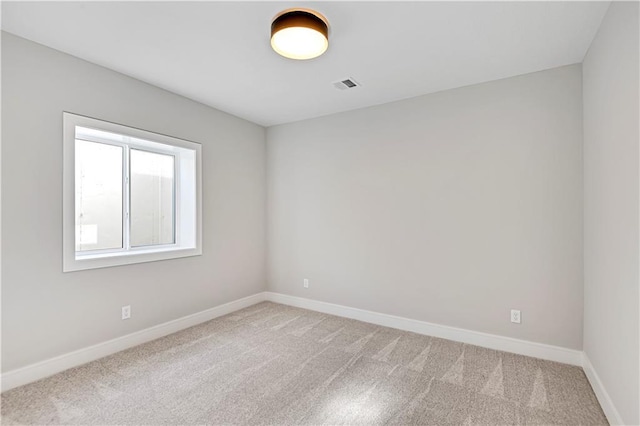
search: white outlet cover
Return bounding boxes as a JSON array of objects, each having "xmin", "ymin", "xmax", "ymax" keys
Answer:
[
  {"xmin": 303, "ymin": 279, "xmax": 309, "ymax": 288},
  {"xmin": 511, "ymin": 309, "xmax": 521, "ymax": 324},
  {"xmin": 122, "ymin": 305, "xmax": 131, "ymax": 320}
]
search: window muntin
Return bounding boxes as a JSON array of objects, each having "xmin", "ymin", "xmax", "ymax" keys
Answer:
[{"xmin": 63, "ymin": 113, "xmax": 202, "ymax": 272}]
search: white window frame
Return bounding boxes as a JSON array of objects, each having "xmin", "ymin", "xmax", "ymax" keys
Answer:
[{"xmin": 63, "ymin": 112, "xmax": 202, "ymax": 272}]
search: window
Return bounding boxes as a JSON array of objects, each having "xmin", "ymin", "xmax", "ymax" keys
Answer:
[{"xmin": 63, "ymin": 113, "xmax": 202, "ymax": 272}]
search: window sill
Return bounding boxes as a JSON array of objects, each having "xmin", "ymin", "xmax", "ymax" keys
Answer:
[{"xmin": 64, "ymin": 246, "xmax": 202, "ymax": 272}]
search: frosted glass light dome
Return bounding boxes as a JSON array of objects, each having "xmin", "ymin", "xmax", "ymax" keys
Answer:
[{"xmin": 271, "ymin": 9, "xmax": 329, "ymax": 60}]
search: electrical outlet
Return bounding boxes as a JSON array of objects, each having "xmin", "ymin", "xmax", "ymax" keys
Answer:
[
  {"xmin": 122, "ymin": 305, "xmax": 131, "ymax": 320},
  {"xmin": 511, "ymin": 309, "xmax": 521, "ymax": 324},
  {"xmin": 303, "ymin": 279, "xmax": 309, "ymax": 289}
]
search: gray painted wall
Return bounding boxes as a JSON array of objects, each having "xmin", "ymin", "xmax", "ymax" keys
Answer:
[
  {"xmin": 583, "ymin": 2, "xmax": 640, "ymax": 424},
  {"xmin": 267, "ymin": 65, "xmax": 584, "ymax": 350},
  {"xmin": 1, "ymin": 33, "xmax": 267, "ymax": 372}
]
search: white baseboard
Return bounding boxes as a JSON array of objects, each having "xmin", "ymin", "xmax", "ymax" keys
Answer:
[
  {"xmin": 582, "ymin": 353, "xmax": 624, "ymax": 425},
  {"xmin": 264, "ymin": 292, "xmax": 583, "ymax": 366},
  {"xmin": 1, "ymin": 289, "xmax": 609, "ymax": 416},
  {"xmin": 1, "ymin": 292, "xmax": 267, "ymax": 392}
]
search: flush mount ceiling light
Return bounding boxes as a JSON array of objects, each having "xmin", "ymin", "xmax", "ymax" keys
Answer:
[{"xmin": 271, "ymin": 9, "xmax": 329, "ymax": 60}]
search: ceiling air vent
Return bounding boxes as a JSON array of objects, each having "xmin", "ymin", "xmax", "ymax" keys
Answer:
[{"xmin": 333, "ymin": 78, "xmax": 360, "ymax": 90}]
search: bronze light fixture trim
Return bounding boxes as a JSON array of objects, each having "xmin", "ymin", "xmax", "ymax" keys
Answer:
[{"xmin": 271, "ymin": 9, "xmax": 329, "ymax": 60}]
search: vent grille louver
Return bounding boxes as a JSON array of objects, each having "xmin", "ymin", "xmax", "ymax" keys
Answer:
[{"xmin": 333, "ymin": 78, "xmax": 360, "ymax": 90}]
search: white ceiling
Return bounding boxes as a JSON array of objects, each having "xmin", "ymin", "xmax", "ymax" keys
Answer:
[{"xmin": 2, "ymin": 1, "xmax": 609, "ymax": 126}]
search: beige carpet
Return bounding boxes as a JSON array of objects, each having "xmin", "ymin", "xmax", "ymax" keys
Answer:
[{"xmin": 1, "ymin": 302, "xmax": 607, "ymax": 425}]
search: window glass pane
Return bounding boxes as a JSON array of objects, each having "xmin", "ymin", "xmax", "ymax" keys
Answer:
[
  {"xmin": 75, "ymin": 140, "xmax": 123, "ymax": 251},
  {"xmin": 130, "ymin": 149, "xmax": 175, "ymax": 247}
]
